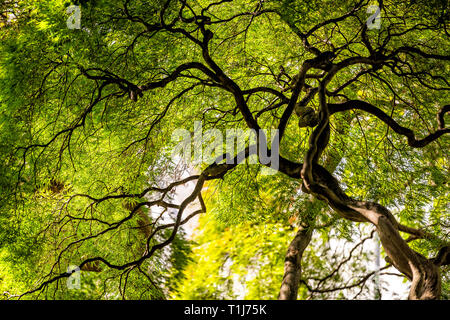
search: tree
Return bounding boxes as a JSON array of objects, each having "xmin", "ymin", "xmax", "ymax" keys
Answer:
[{"xmin": 0, "ymin": 0, "xmax": 448, "ymax": 300}]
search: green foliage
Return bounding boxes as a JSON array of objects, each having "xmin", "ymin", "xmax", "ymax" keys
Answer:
[
  {"xmin": 174, "ymin": 213, "xmax": 292, "ymax": 300},
  {"xmin": 0, "ymin": 0, "xmax": 448, "ymax": 299}
]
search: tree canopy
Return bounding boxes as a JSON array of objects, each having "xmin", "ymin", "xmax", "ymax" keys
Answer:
[{"xmin": 0, "ymin": 0, "xmax": 449, "ymax": 300}]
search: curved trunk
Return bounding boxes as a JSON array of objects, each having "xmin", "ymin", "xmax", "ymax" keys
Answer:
[
  {"xmin": 293, "ymin": 81, "xmax": 447, "ymax": 299},
  {"xmin": 357, "ymin": 203, "xmax": 441, "ymax": 299},
  {"xmin": 278, "ymin": 113, "xmax": 353, "ymax": 300}
]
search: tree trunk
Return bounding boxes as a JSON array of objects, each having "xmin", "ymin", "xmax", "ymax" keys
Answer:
[
  {"xmin": 278, "ymin": 114, "xmax": 353, "ymax": 300},
  {"xmin": 278, "ymin": 225, "xmax": 313, "ymax": 300},
  {"xmin": 297, "ymin": 83, "xmax": 446, "ymax": 299}
]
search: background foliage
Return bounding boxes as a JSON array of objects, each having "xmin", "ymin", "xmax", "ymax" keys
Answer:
[{"xmin": 0, "ymin": 0, "xmax": 448, "ymax": 299}]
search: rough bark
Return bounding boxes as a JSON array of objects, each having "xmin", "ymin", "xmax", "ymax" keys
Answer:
[
  {"xmin": 275, "ymin": 153, "xmax": 446, "ymax": 299},
  {"xmin": 278, "ymin": 224, "xmax": 313, "ymax": 300},
  {"xmin": 298, "ymin": 83, "xmax": 445, "ymax": 299},
  {"xmin": 278, "ymin": 112, "xmax": 353, "ymax": 300}
]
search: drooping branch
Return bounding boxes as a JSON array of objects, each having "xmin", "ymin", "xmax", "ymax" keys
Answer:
[
  {"xmin": 329, "ymin": 100, "xmax": 449, "ymax": 148},
  {"xmin": 18, "ymin": 139, "xmax": 259, "ymax": 298},
  {"xmin": 19, "ymin": 174, "xmax": 207, "ymax": 298},
  {"xmin": 301, "ymin": 265, "xmax": 392, "ymax": 295},
  {"xmin": 79, "ymin": 61, "xmax": 220, "ymax": 102}
]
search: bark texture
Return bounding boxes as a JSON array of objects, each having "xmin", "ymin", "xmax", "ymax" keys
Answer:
[
  {"xmin": 297, "ymin": 81, "xmax": 446, "ymax": 299},
  {"xmin": 278, "ymin": 112, "xmax": 353, "ymax": 300},
  {"xmin": 278, "ymin": 225, "xmax": 313, "ymax": 300}
]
